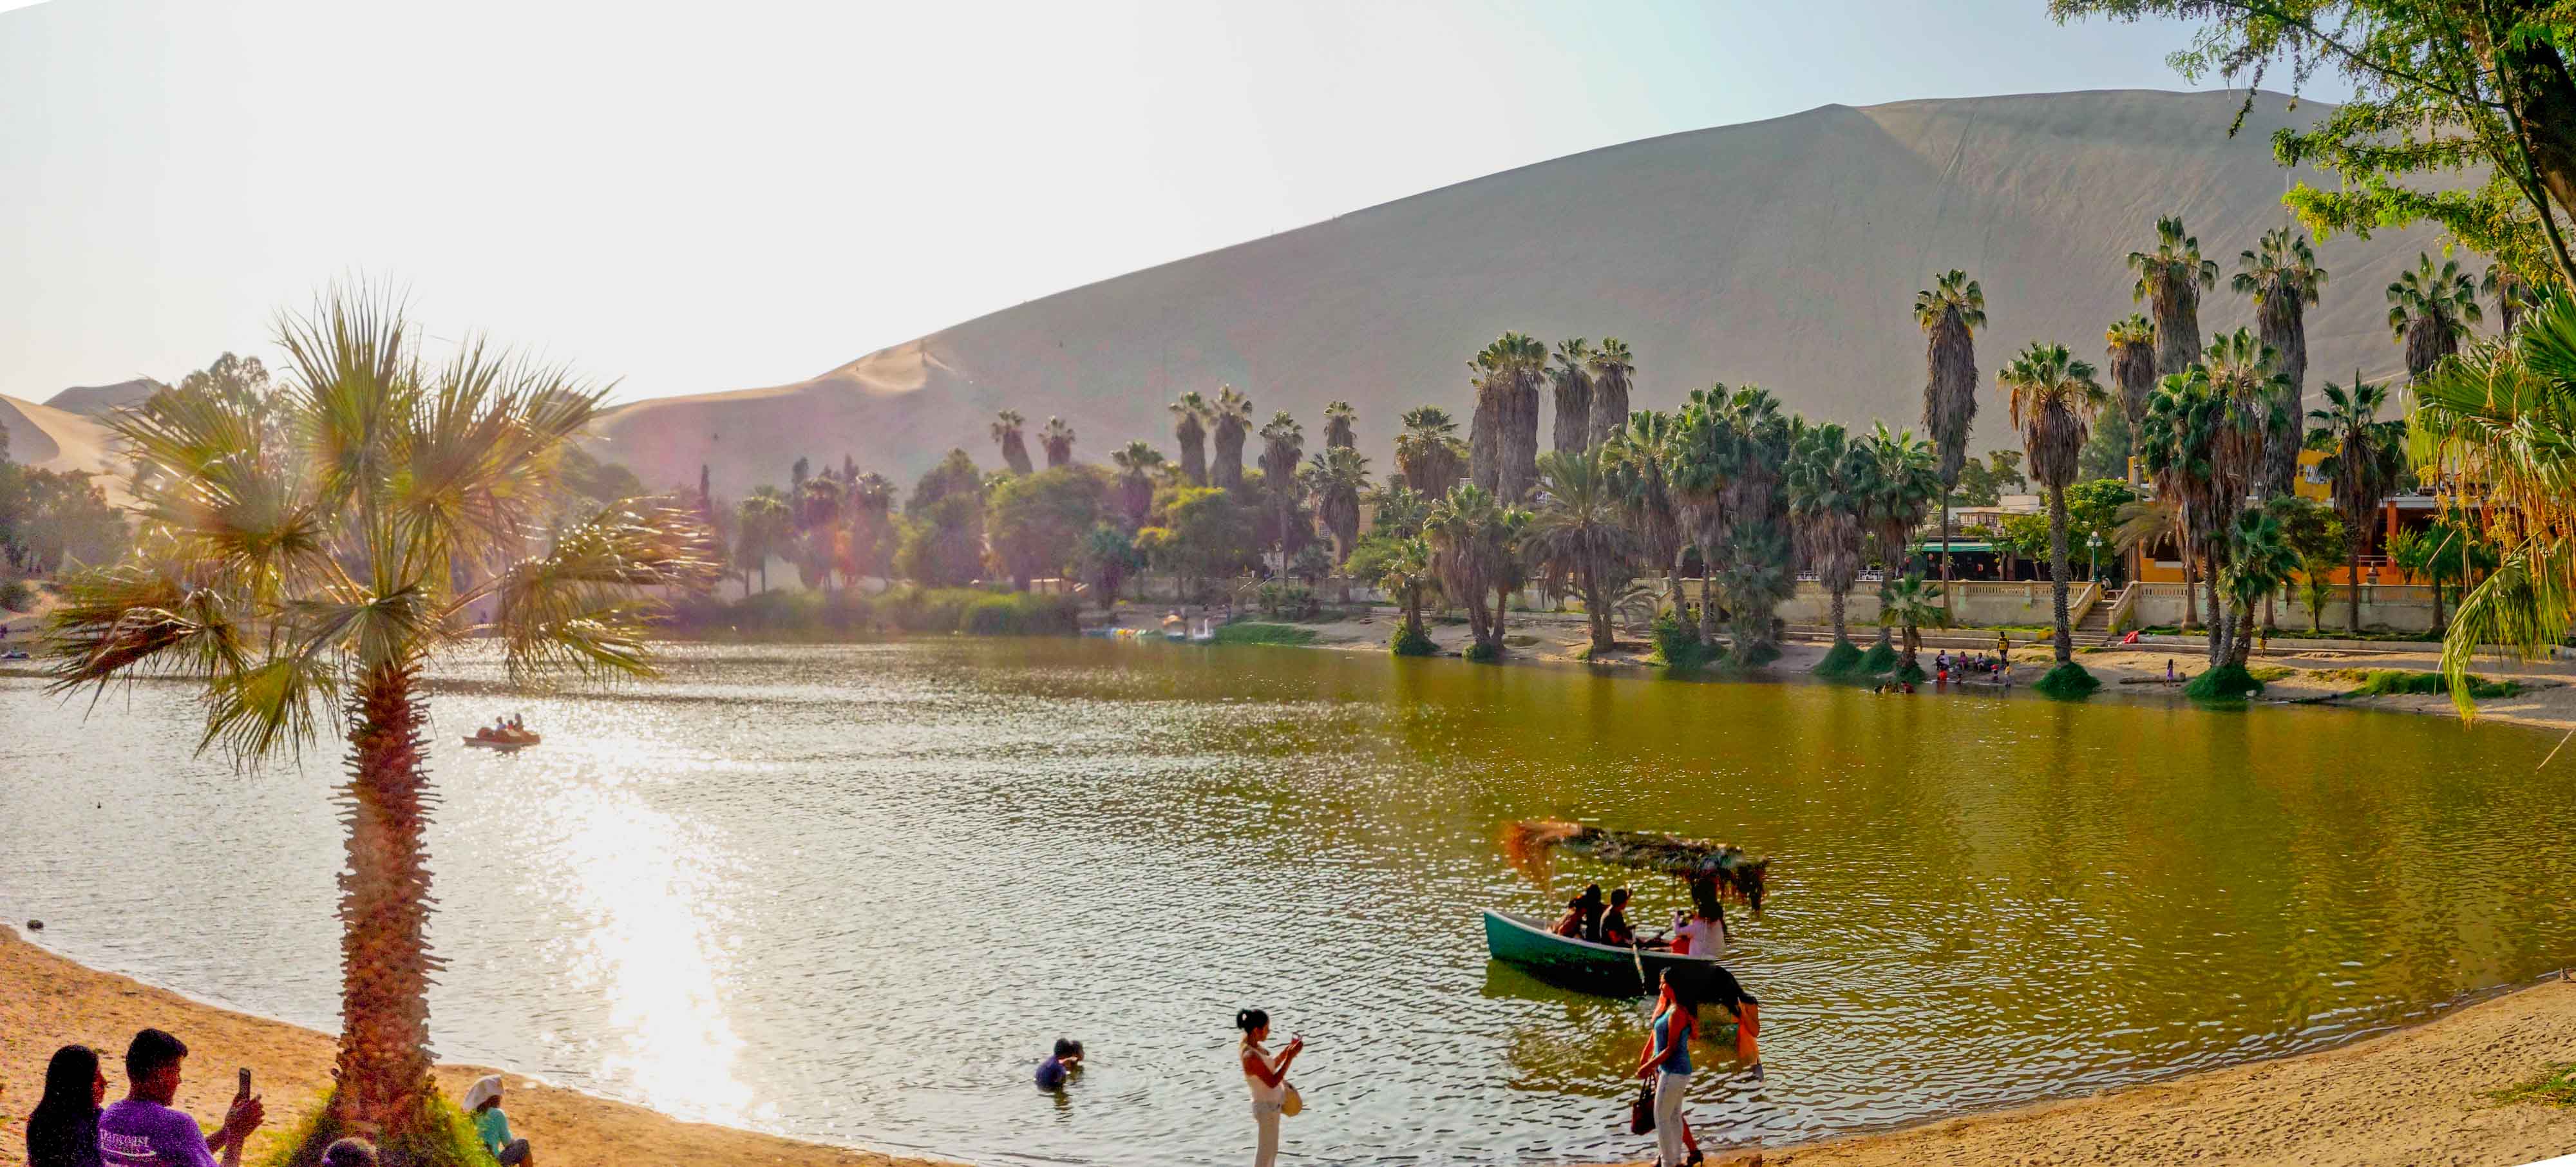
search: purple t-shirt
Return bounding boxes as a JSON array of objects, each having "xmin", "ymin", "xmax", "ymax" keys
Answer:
[{"xmin": 97, "ymin": 1099, "xmax": 218, "ymax": 1167}]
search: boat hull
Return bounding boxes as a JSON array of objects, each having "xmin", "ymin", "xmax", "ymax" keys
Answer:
[
  {"xmin": 1481, "ymin": 909, "xmax": 1728, "ymax": 997},
  {"xmin": 462, "ymin": 735, "xmax": 538, "ymax": 751}
]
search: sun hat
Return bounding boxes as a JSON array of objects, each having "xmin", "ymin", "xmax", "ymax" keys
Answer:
[{"xmin": 462, "ymin": 1075, "xmax": 504, "ymax": 1112}]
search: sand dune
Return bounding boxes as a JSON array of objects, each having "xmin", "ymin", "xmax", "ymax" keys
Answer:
[
  {"xmin": 1, "ymin": 394, "xmax": 121, "ymax": 481},
  {"xmin": 42, "ymin": 377, "xmax": 162, "ymax": 419},
  {"xmin": 595, "ymin": 88, "xmax": 2459, "ymax": 498}
]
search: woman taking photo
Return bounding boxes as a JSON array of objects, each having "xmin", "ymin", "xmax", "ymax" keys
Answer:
[
  {"xmin": 1633, "ymin": 969, "xmax": 1700, "ymax": 1167},
  {"xmin": 1235, "ymin": 1007, "xmax": 1304, "ymax": 1167},
  {"xmin": 25, "ymin": 1044, "xmax": 106, "ymax": 1167}
]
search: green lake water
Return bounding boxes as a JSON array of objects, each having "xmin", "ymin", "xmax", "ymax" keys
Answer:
[{"xmin": 1, "ymin": 640, "xmax": 2569, "ymax": 1165}]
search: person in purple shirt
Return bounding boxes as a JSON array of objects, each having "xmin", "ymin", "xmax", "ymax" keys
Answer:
[{"xmin": 96, "ymin": 1029, "xmax": 263, "ymax": 1167}]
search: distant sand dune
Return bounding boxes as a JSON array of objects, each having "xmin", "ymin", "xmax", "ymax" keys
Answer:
[{"xmin": 596, "ymin": 89, "xmax": 2459, "ymax": 499}]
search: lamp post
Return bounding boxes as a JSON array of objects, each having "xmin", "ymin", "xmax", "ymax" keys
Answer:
[{"xmin": 2087, "ymin": 531, "xmax": 2103, "ymax": 582}]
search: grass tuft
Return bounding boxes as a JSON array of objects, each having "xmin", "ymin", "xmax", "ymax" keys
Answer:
[
  {"xmin": 258, "ymin": 1092, "xmax": 498, "ymax": 1167},
  {"xmin": 1464, "ymin": 640, "xmax": 1502, "ymax": 663},
  {"xmin": 1812, "ymin": 638, "xmax": 1866, "ymax": 677},
  {"xmin": 2488, "ymin": 1060, "xmax": 2576, "ymax": 1108},
  {"xmin": 1390, "ymin": 623, "xmax": 1437, "ymax": 657},
  {"xmin": 1857, "ymin": 639, "xmax": 1899, "ymax": 673},
  {"xmin": 2031, "ymin": 660, "xmax": 2101, "ymax": 698},
  {"xmin": 2326, "ymin": 668, "xmax": 2523, "ymax": 700},
  {"xmin": 2183, "ymin": 661, "xmax": 2264, "ymax": 699},
  {"xmin": 1210, "ymin": 621, "xmax": 1319, "ymax": 647}
]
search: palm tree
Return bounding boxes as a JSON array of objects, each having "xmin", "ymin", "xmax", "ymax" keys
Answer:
[
  {"xmin": 1787, "ymin": 424, "xmax": 1868, "ymax": 652},
  {"xmin": 2234, "ymin": 226, "xmax": 2327, "ymax": 497},
  {"xmin": 1371, "ymin": 534, "xmax": 1439, "ymax": 652},
  {"xmin": 989, "ymin": 409, "xmax": 1034, "ymax": 476},
  {"xmin": 1303, "ymin": 446, "xmax": 1370, "ymax": 591},
  {"xmin": 792, "ymin": 470, "xmax": 849, "ymax": 590},
  {"xmin": 1210, "ymin": 384, "xmax": 1253, "ymax": 490},
  {"xmin": 1876, "ymin": 571, "xmax": 1949, "ymax": 678},
  {"xmin": 1394, "ymin": 406, "xmax": 1466, "ymax": 497},
  {"xmin": 847, "ymin": 471, "xmax": 898, "ymax": 583},
  {"xmin": 1470, "ymin": 332, "xmax": 1548, "ymax": 502},
  {"xmin": 2130, "ymin": 214, "xmax": 2220, "ymax": 377},
  {"xmin": 2306, "ymin": 375, "xmax": 2403, "ymax": 634},
  {"xmin": 734, "ymin": 487, "xmax": 792, "ymax": 593},
  {"xmin": 1109, "ymin": 441, "xmax": 1164, "ymax": 527},
  {"xmin": 1914, "ymin": 269, "xmax": 1985, "ymax": 582},
  {"xmin": 1258, "ymin": 411, "xmax": 1307, "ymax": 570},
  {"xmin": 1998, "ymin": 341, "xmax": 2109, "ymax": 667},
  {"xmin": 1549, "ymin": 338, "xmax": 1595, "ymax": 455},
  {"xmin": 1713, "ymin": 388, "xmax": 1795, "ymax": 665},
  {"xmin": 1424, "ymin": 483, "xmax": 1526, "ymax": 658},
  {"xmin": 2484, "ymin": 263, "xmax": 2533, "ymax": 334},
  {"xmin": 1528, "ymin": 446, "xmax": 1641, "ymax": 653},
  {"xmin": 46, "ymin": 289, "xmax": 717, "ymax": 1144},
  {"xmin": 2141, "ymin": 332, "xmax": 2287, "ymax": 667},
  {"xmin": 2219, "ymin": 508, "xmax": 2302, "ymax": 672},
  {"xmin": 1669, "ymin": 386, "xmax": 1736, "ymax": 644},
  {"xmin": 1586, "ymin": 338, "xmax": 1636, "ymax": 450},
  {"xmin": 1605, "ymin": 410, "xmax": 1685, "ymax": 618},
  {"xmin": 1170, "ymin": 391, "xmax": 1210, "ymax": 484},
  {"xmin": 1857, "ymin": 423, "xmax": 1940, "ymax": 661},
  {"xmin": 1039, "ymin": 416, "xmax": 1076, "ymax": 468},
  {"xmin": 1323, "ymin": 400, "xmax": 1356, "ymax": 450},
  {"xmin": 2388, "ymin": 253, "xmax": 2484, "ymax": 379},
  {"xmin": 2105, "ymin": 314, "xmax": 2159, "ymax": 434}
]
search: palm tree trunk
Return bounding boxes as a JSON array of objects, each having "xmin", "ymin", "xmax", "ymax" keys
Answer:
[
  {"xmin": 2203, "ymin": 551, "xmax": 2228, "ymax": 667},
  {"xmin": 1830, "ymin": 587, "xmax": 1848, "ymax": 644},
  {"xmin": 1584, "ymin": 565, "xmax": 1614, "ymax": 652},
  {"xmin": 1697, "ymin": 551, "xmax": 1719, "ymax": 644},
  {"xmin": 1940, "ymin": 501, "xmax": 1954, "ymax": 582},
  {"xmin": 2230, "ymin": 607, "xmax": 2256, "ymax": 667},
  {"xmin": 331, "ymin": 665, "xmax": 439, "ymax": 1141},
  {"xmin": 2048, "ymin": 486, "xmax": 2073, "ymax": 665},
  {"xmin": 1492, "ymin": 581, "xmax": 1511, "ymax": 650},
  {"xmin": 2347, "ymin": 535, "xmax": 2363, "ymax": 634},
  {"xmin": 2430, "ymin": 576, "xmax": 2445, "ymax": 631}
]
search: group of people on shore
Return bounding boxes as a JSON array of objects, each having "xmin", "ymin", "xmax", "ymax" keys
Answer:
[
  {"xmin": 21, "ymin": 1028, "xmax": 535, "ymax": 1167},
  {"xmin": 1933, "ymin": 648, "xmax": 2012, "ymax": 685}
]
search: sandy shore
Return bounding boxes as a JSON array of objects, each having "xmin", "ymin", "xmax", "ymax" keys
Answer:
[
  {"xmin": 1223, "ymin": 604, "xmax": 2576, "ymax": 734},
  {"xmin": 0, "ymin": 927, "xmax": 953, "ymax": 1167}
]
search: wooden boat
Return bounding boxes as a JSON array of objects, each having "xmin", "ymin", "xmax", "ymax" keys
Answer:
[
  {"xmin": 462, "ymin": 732, "xmax": 540, "ymax": 751},
  {"xmin": 1481, "ymin": 909, "xmax": 1728, "ymax": 997}
]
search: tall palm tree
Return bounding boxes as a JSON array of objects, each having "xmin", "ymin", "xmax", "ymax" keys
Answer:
[
  {"xmin": 1108, "ymin": 441, "xmax": 1164, "ymax": 527},
  {"xmin": 46, "ymin": 289, "xmax": 717, "ymax": 1144},
  {"xmin": 1209, "ymin": 384, "xmax": 1253, "ymax": 490},
  {"xmin": 1370, "ymin": 533, "xmax": 1439, "ymax": 650},
  {"xmin": 1470, "ymin": 332, "xmax": 1548, "ymax": 502},
  {"xmin": 1605, "ymin": 410, "xmax": 1685, "ymax": 617},
  {"xmin": 1039, "ymin": 416, "xmax": 1076, "ymax": 468},
  {"xmin": 2105, "ymin": 314, "xmax": 2159, "ymax": 433},
  {"xmin": 1714, "ymin": 388, "xmax": 1795, "ymax": 665},
  {"xmin": 792, "ymin": 469, "xmax": 849, "ymax": 590},
  {"xmin": 2387, "ymin": 253, "xmax": 2484, "ymax": 378},
  {"xmin": 734, "ymin": 487, "xmax": 791, "ymax": 593},
  {"xmin": 1998, "ymin": 341, "xmax": 2110, "ymax": 666},
  {"xmin": 2219, "ymin": 507, "xmax": 2302, "ymax": 670},
  {"xmin": 1787, "ymin": 424, "xmax": 1869, "ymax": 649},
  {"xmin": 847, "ymin": 471, "xmax": 898, "ymax": 583},
  {"xmin": 990, "ymin": 409, "xmax": 1034, "ymax": 476},
  {"xmin": 1322, "ymin": 400, "xmax": 1356, "ymax": 450},
  {"xmin": 1914, "ymin": 269, "xmax": 1985, "ymax": 582},
  {"xmin": 2129, "ymin": 214, "xmax": 2220, "ymax": 377},
  {"xmin": 1877, "ymin": 571, "xmax": 1949, "ymax": 678},
  {"xmin": 1669, "ymin": 386, "xmax": 1736, "ymax": 644},
  {"xmin": 1170, "ymin": 390, "xmax": 1210, "ymax": 484},
  {"xmin": 1302, "ymin": 444, "xmax": 1370, "ymax": 572},
  {"xmin": 2142, "ymin": 335, "xmax": 2283, "ymax": 666},
  {"xmin": 1424, "ymin": 483, "xmax": 1526, "ymax": 658},
  {"xmin": 2484, "ymin": 263, "xmax": 2534, "ymax": 335},
  {"xmin": 1859, "ymin": 424, "xmax": 1942, "ymax": 659},
  {"xmin": 1395, "ymin": 406, "xmax": 1468, "ymax": 497},
  {"xmin": 2234, "ymin": 226, "xmax": 2327, "ymax": 497},
  {"xmin": 1549, "ymin": 338, "xmax": 1595, "ymax": 455},
  {"xmin": 1258, "ymin": 411, "xmax": 1307, "ymax": 569},
  {"xmin": 1528, "ymin": 446, "xmax": 1641, "ymax": 652},
  {"xmin": 1586, "ymin": 338, "xmax": 1636, "ymax": 449},
  {"xmin": 2305, "ymin": 374, "xmax": 2404, "ymax": 635}
]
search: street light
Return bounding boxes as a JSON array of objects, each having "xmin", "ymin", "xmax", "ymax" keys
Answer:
[{"xmin": 2087, "ymin": 531, "xmax": 2103, "ymax": 581}]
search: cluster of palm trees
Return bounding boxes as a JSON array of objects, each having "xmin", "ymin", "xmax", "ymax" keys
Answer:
[{"xmin": 728, "ymin": 457, "xmax": 899, "ymax": 593}]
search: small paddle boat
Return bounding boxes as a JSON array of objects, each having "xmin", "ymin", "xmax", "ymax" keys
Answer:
[
  {"xmin": 462, "ymin": 728, "xmax": 541, "ymax": 752},
  {"xmin": 1482, "ymin": 909, "xmax": 1731, "ymax": 996}
]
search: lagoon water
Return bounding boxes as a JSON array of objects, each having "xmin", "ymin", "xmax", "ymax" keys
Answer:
[{"xmin": 3, "ymin": 640, "xmax": 2573, "ymax": 1166}]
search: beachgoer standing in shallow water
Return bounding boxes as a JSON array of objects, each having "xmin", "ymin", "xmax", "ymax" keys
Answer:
[
  {"xmin": 1236, "ymin": 1009, "xmax": 1303, "ymax": 1167},
  {"xmin": 26, "ymin": 1043, "xmax": 106, "ymax": 1167},
  {"xmin": 464, "ymin": 1076, "xmax": 534, "ymax": 1164},
  {"xmin": 97, "ymin": 1029, "xmax": 261, "ymax": 1167},
  {"xmin": 1036, "ymin": 1039, "xmax": 1083, "ymax": 1090},
  {"xmin": 1635, "ymin": 968, "xmax": 1700, "ymax": 1167}
]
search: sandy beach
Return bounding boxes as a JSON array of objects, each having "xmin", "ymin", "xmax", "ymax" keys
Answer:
[{"xmin": 0, "ymin": 927, "xmax": 954, "ymax": 1167}]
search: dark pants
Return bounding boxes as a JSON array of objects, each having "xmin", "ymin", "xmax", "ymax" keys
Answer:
[{"xmin": 497, "ymin": 1139, "xmax": 531, "ymax": 1165}]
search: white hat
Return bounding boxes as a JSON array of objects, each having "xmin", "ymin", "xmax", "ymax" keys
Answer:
[{"xmin": 462, "ymin": 1076, "xmax": 504, "ymax": 1112}]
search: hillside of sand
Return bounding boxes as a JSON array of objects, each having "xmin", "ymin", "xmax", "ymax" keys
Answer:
[
  {"xmin": 594, "ymin": 88, "xmax": 2462, "ymax": 497},
  {"xmin": 1, "ymin": 394, "xmax": 124, "ymax": 493}
]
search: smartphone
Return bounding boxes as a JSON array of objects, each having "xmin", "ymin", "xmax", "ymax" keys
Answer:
[{"xmin": 238, "ymin": 1068, "xmax": 252, "ymax": 1097}]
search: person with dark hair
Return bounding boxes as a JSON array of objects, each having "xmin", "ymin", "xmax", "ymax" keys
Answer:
[
  {"xmin": 1235, "ymin": 1008, "xmax": 1303, "ymax": 1167},
  {"xmin": 98, "ymin": 1029, "xmax": 262, "ymax": 1167},
  {"xmin": 463, "ymin": 1076, "xmax": 533, "ymax": 1165},
  {"xmin": 1701, "ymin": 964, "xmax": 1765, "ymax": 1079},
  {"xmin": 1634, "ymin": 968, "xmax": 1701, "ymax": 1167},
  {"xmin": 1550, "ymin": 894, "xmax": 1586, "ymax": 938},
  {"xmin": 1034, "ymin": 1038, "xmax": 1083, "ymax": 1091},
  {"xmin": 1599, "ymin": 887, "xmax": 1636, "ymax": 947},
  {"xmin": 26, "ymin": 1044, "xmax": 106, "ymax": 1167},
  {"xmin": 1576, "ymin": 884, "xmax": 1607, "ymax": 942},
  {"xmin": 319, "ymin": 1138, "xmax": 379, "ymax": 1167}
]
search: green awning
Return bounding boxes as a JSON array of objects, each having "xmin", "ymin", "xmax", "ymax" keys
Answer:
[{"xmin": 1910, "ymin": 541, "xmax": 1998, "ymax": 553}]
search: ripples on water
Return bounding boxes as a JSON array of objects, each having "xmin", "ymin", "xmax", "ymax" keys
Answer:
[{"xmin": 3, "ymin": 640, "xmax": 2572, "ymax": 1166}]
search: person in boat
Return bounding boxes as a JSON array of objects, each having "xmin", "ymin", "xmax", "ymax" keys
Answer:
[
  {"xmin": 1236, "ymin": 1008, "xmax": 1303, "ymax": 1167},
  {"xmin": 1671, "ymin": 893, "xmax": 1726, "ymax": 959},
  {"xmin": 1577, "ymin": 884, "xmax": 1605, "ymax": 942},
  {"xmin": 1550, "ymin": 894, "xmax": 1587, "ymax": 938},
  {"xmin": 1634, "ymin": 967, "xmax": 1701, "ymax": 1167},
  {"xmin": 1599, "ymin": 887, "xmax": 1636, "ymax": 947}
]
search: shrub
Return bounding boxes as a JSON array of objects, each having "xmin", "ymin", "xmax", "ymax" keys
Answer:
[
  {"xmin": 2031, "ymin": 661, "xmax": 2101, "ymax": 698},
  {"xmin": 1648, "ymin": 612, "xmax": 1718, "ymax": 669},
  {"xmin": 259, "ymin": 1090, "xmax": 497, "ymax": 1167},
  {"xmin": 1857, "ymin": 638, "xmax": 1898, "ymax": 673},
  {"xmin": 0, "ymin": 578, "xmax": 32, "ymax": 612},
  {"xmin": 2342, "ymin": 669, "xmax": 2521, "ymax": 701},
  {"xmin": 1390, "ymin": 623, "xmax": 1437, "ymax": 657},
  {"xmin": 1812, "ymin": 638, "xmax": 1865, "ymax": 677},
  {"xmin": 1464, "ymin": 640, "xmax": 1502, "ymax": 662},
  {"xmin": 656, "ymin": 586, "xmax": 1074, "ymax": 638},
  {"xmin": 1212, "ymin": 621, "xmax": 1318, "ymax": 646},
  {"xmin": 2183, "ymin": 661, "xmax": 2264, "ymax": 699},
  {"xmin": 1893, "ymin": 661, "xmax": 1927, "ymax": 685},
  {"xmin": 1255, "ymin": 582, "xmax": 1321, "ymax": 621}
]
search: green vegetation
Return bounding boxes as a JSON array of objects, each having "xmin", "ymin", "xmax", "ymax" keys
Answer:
[
  {"xmin": 259, "ymin": 1090, "xmax": 497, "ymax": 1167},
  {"xmin": 2327, "ymin": 669, "xmax": 2523, "ymax": 701},
  {"xmin": 1857, "ymin": 637, "xmax": 1899, "ymax": 673},
  {"xmin": 1390, "ymin": 621, "xmax": 1437, "ymax": 657},
  {"xmin": 0, "ymin": 578, "xmax": 32, "ymax": 612},
  {"xmin": 1812, "ymin": 638, "xmax": 1866, "ymax": 677},
  {"xmin": 2032, "ymin": 660, "xmax": 2102, "ymax": 698},
  {"xmin": 2184, "ymin": 662, "xmax": 2265, "ymax": 699},
  {"xmin": 2248, "ymin": 665, "xmax": 2297, "ymax": 683},
  {"xmin": 1212, "ymin": 621, "xmax": 1319, "ymax": 647},
  {"xmin": 2488, "ymin": 1061, "xmax": 2576, "ymax": 1108},
  {"xmin": 668, "ymin": 586, "xmax": 1076, "ymax": 638},
  {"xmin": 1647, "ymin": 612, "xmax": 1720, "ymax": 669}
]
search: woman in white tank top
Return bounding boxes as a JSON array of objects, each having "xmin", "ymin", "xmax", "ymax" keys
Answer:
[{"xmin": 1235, "ymin": 1008, "xmax": 1304, "ymax": 1167}]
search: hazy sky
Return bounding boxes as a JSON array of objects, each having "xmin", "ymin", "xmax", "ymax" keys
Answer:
[{"xmin": 1, "ymin": 0, "xmax": 2345, "ymax": 405}]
